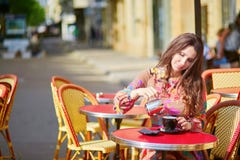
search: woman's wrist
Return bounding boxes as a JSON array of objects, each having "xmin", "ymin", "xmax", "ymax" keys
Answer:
[
  {"xmin": 188, "ymin": 118, "xmax": 203, "ymax": 132},
  {"xmin": 187, "ymin": 121, "xmax": 193, "ymax": 130},
  {"xmin": 130, "ymin": 90, "xmax": 138, "ymax": 100}
]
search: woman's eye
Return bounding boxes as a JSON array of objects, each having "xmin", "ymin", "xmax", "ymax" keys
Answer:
[
  {"xmin": 179, "ymin": 52, "xmax": 184, "ymax": 56},
  {"xmin": 187, "ymin": 58, "xmax": 194, "ymax": 63},
  {"xmin": 178, "ymin": 52, "xmax": 195, "ymax": 63}
]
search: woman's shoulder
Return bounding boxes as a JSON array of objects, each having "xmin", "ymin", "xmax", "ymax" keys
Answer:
[{"xmin": 133, "ymin": 67, "xmax": 157, "ymax": 83}]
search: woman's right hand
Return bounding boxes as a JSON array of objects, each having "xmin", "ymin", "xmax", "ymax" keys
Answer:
[
  {"xmin": 114, "ymin": 91, "xmax": 128, "ymax": 105},
  {"xmin": 113, "ymin": 90, "xmax": 133, "ymax": 114},
  {"xmin": 131, "ymin": 87, "xmax": 158, "ymax": 101},
  {"xmin": 113, "ymin": 87, "xmax": 158, "ymax": 114}
]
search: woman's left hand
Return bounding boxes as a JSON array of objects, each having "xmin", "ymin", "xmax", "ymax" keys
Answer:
[{"xmin": 176, "ymin": 117, "xmax": 192, "ymax": 131}]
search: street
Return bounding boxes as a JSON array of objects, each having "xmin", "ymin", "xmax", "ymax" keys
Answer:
[{"xmin": 0, "ymin": 37, "xmax": 125, "ymax": 160}]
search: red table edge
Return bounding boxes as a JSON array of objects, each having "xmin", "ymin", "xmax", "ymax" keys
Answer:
[
  {"xmin": 110, "ymin": 128, "xmax": 218, "ymax": 151},
  {"xmin": 80, "ymin": 104, "xmax": 149, "ymax": 119}
]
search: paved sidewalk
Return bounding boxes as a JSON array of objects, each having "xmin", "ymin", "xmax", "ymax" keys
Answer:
[
  {"xmin": 72, "ymin": 49, "xmax": 158, "ymax": 85},
  {"xmin": 0, "ymin": 37, "xmax": 159, "ymax": 159}
]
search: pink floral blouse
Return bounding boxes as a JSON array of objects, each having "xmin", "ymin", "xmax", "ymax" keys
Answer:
[{"xmin": 116, "ymin": 67, "xmax": 206, "ymax": 132}]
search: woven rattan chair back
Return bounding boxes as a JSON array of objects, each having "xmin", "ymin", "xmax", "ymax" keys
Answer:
[
  {"xmin": 58, "ymin": 84, "xmax": 116, "ymax": 160},
  {"xmin": 206, "ymin": 93, "xmax": 222, "ymax": 111},
  {"xmin": 58, "ymin": 84, "xmax": 99, "ymax": 142},
  {"xmin": 51, "ymin": 76, "xmax": 72, "ymax": 159},
  {"xmin": 205, "ymin": 100, "xmax": 240, "ymax": 160},
  {"xmin": 202, "ymin": 68, "xmax": 240, "ymax": 90},
  {"xmin": 52, "ymin": 76, "xmax": 72, "ymax": 89},
  {"xmin": 51, "ymin": 76, "xmax": 104, "ymax": 159},
  {"xmin": 0, "ymin": 74, "xmax": 18, "ymax": 124},
  {"xmin": 237, "ymin": 91, "xmax": 240, "ymax": 100},
  {"xmin": 202, "ymin": 68, "xmax": 240, "ymax": 97},
  {"xmin": 51, "ymin": 76, "xmax": 72, "ymax": 127},
  {"xmin": 0, "ymin": 74, "xmax": 18, "ymax": 160},
  {"xmin": 0, "ymin": 84, "xmax": 9, "ymax": 126},
  {"xmin": 225, "ymin": 122, "xmax": 240, "ymax": 160},
  {"xmin": 0, "ymin": 84, "xmax": 9, "ymax": 158}
]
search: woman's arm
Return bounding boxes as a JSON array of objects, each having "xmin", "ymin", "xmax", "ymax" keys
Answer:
[
  {"xmin": 176, "ymin": 111, "xmax": 206, "ymax": 132},
  {"xmin": 177, "ymin": 92, "xmax": 206, "ymax": 132},
  {"xmin": 113, "ymin": 69, "xmax": 152, "ymax": 113}
]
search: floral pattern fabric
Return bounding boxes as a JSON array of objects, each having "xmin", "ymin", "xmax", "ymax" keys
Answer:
[
  {"xmin": 116, "ymin": 66, "xmax": 206, "ymax": 132},
  {"xmin": 115, "ymin": 66, "xmax": 206, "ymax": 160}
]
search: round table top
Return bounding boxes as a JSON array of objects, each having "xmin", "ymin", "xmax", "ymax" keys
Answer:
[
  {"xmin": 80, "ymin": 104, "xmax": 149, "ymax": 119},
  {"xmin": 111, "ymin": 128, "xmax": 218, "ymax": 151},
  {"xmin": 211, "ymin": 87, "xmax": 240, "ymax": 98}
]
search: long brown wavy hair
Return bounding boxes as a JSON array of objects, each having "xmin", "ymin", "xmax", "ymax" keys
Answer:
[{"xmin": 157, "ymin": 33, "xmax": 204, "ymax": 116}]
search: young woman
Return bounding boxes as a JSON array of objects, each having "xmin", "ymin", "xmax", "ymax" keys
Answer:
[{"xmin": 113, "ymin": 33, "xmax": 206, "ymax": 159}]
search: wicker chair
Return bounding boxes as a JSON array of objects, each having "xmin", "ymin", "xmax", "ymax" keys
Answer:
[
  {"xmin": 225, "ymin": 122, "xmax": 240, "ymax": 160},
  {"xmin": 51, "ymin": 76, "xmax": 102, "ymax": 159},
  {"xmin": 0, "ymin": 84, "xmax": 9, "ymax": 158},
  {"xmin": 237, "ymin": 90, "xmax": 240, "ymax": 100},
  {"xmin": 206, "ymin": 93, "xmax": 222, "ymax": 111},
  {"xmin": 0, "ymin": 84, "xmax": 9, "ymax": 126},
  {"xmin": 204, "ymin": 100, "xmax": 240, "ymax": 160},
  {"xmin": 57, "ymin": 83, "xmax": 117, "ymax": 160},
  {"xmin": 0, "ymin": 84, "xmax": 9, "ymax": 157},
  {"xmin": 202, "ymin": 68, "xmax": 240, "ymax": 101},
  {"xmin": 0, "ymin": 74, "xmax": 18, "ymax": 160}
]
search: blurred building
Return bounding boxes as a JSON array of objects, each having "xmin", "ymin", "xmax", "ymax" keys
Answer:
[
  {"xmin": 61, "ymin": 13, "xmax": 76, "ymax": 41},
  {"xmin": 106, "ymin": 0, "xmax": 240, "ymax": 58},
  {"xmin": 44, "ymin": 0, "xmax": 240, "ymax": 58},
  {"xmin": 72, "ymin": 0, "xmax": 89, "ymax": 41},
  {"xmin": 45, "ymin": 0, "xmax": 62, "ymax": 24}
]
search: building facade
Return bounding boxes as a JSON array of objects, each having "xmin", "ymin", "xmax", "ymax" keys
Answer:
[
  {"xmin": 45, "ymin": 0, "xmax": 240, "ymax": 58},
  {"xmin": 107, "ymin": 0, "xmax": 240, "ymax": 58}
]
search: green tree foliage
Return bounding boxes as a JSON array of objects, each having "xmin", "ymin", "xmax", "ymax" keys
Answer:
[{"xmin": 8, "ymin": 0, "xmax": 45, "ymax": 26}]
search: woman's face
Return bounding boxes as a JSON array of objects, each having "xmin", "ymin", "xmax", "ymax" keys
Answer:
[{"xmin": 171, "ymin": 46, "xmax": 197, "ymax": 75}]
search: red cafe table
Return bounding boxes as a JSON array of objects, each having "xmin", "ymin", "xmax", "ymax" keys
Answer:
[
  {"xmin": 111, "ymin": 127, "xmax": 218, "ymax": 160},
  {"xmin": 93, "ymin": 92, "xmax": 115, "ymax": 104},
  {"xmin": 80, "ymin": 104, "xmax": 149, "ymax": 160},
  {"xmin": 79, "ymin": 104, "xmax": 149, "ymax": 130},
  {"xmin": 93, "ymin": 92, "xmax": 142, "ymax": 105}
]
